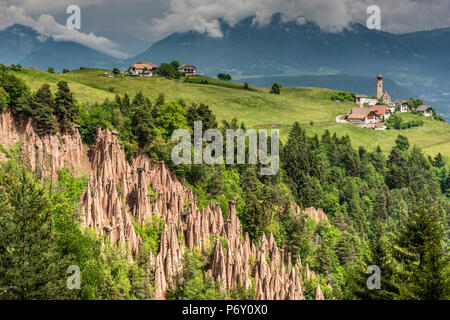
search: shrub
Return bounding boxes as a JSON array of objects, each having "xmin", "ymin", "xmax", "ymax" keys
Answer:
[
  {"xmin": 10, "ymin": 64, "xmax": 23, "ymax": 72},
  {"xmin": 157, "ymin": 63, "xmax": 181, "ymax": 79},
  {"xmin": 217, "ymin": 73, "xmax": 231, "ymax": 81},
  {"xmin": 330, "ymin": 91, "xmax": 355, "ymax": 102},
  {"xmin": 184, "ymin": 77, "xmax": 208, "ymax": 84},
  {"xmin": 270, "ymin": 82, "xmax": 281, "ymax": 94}
]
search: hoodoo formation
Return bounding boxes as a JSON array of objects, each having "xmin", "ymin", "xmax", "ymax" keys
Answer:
[{"xmin": 0, "ymin": 114, "xmax": 326, "ymax": 300}]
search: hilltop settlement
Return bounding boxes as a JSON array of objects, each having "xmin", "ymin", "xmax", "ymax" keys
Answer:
[
  {"xmin": 342, "ymin": 73, "xmax": 435, "ymax": 129},
  {"xmin": 126, "ymin": 61, "xmax": 197, "ymax": 77}
]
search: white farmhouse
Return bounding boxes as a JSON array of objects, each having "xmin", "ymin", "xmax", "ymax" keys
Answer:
[
  {"xmin": 178, "ymin": 63, "xmax": 196, "ymax": 76},
  {"xmin": 394, "ymin": 99, "xmax": 409, "ymax": 113},
  {"xmin": 417, "ymin": 105, "xmax": 433, "ymax": 117},
  {"xmin": 127, "ymin": 62, "xmax": 158, "ymax": 77}
]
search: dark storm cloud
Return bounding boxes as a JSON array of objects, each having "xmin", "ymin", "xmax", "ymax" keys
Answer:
[{"xmin": 1, "ymin": 0, "xmax": 449, "ymax": 56}]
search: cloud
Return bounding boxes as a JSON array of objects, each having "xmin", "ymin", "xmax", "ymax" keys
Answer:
[
  {"xmin": 2, "ymin": 0, "xmax": 105, "ymax": 15},
  {"xmin": 145, "ymin": 0, "xmax": 450, "ymax": 40},
  {"xmin": 1, "ymin": 0, "xmax": 449, "ymax": 56},
  {"xmin": 146, "ymin": 0, "xmax": 354, "ymax": 38},
  {"xmin": 0, "ymin": 1, "xmax": 128, "ymax": 58}
]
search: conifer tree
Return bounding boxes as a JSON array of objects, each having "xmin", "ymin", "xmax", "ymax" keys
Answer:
[
  {"xmin": 0, "ymin": 165, "xmax": 69, "ymax": 299},
  {"xmin": 367, "ymin": 219, "xmax": 398, "ymax": 299},
  {"xmin": 241, "ymin": 167, "xmax": 269, "ymax": 240},
  {"xmin": 316, "ymin": 240, "xmax": 332, "ymax": 276},
  {"xmin": 31, "ymin": 84, "xmax": 57, "ymax": 136},
  {"xmin": 54, "ymin": 81, "xmax": 77, "ymax": 134},
  {"xmin": 132, "ymin": 101, "xmax": 154, "ymax": 149},
  {"xmin": 393, "ymin": 196, "xmax": 449, "ymax": 300},
  {"xmin": 432, "ymin": 153, "xmax": 446, "ymax": 168},
  {"xmin": 282, "ymin": 122, "xmax": 310, "ymax": 205}
]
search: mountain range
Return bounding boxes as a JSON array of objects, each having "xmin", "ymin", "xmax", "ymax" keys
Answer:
[
  {"xmin": 0, "ymin": 16, "xmax": 449, "ymax": 119},
  {"xmin": 0, "ymin": 24, "xmax": 115, "ymax": 70}
]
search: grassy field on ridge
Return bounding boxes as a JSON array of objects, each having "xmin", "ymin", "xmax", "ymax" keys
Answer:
[{"xmin": 13, "ymin": 68, "xmax": 450, "ymax": 162}]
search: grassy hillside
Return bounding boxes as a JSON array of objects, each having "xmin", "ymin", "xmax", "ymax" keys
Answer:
[{"xmin": 13, "ymin": 68, "xmax": 450, "ymax": 162}]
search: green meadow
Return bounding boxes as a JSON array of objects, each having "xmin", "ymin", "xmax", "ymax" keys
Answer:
[{"xmin": 13, "ymin": 68, "xmax": 450, "ymax": 162}]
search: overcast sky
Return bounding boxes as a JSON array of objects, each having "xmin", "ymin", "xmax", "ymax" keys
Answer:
[{"xmin": 1, "ymin": 0, "xmax": 449, "ymax": 58}]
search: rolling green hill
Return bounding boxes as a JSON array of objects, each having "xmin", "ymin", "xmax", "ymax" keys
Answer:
[{"xmin": 13, "ymin": 68, "xmax": 450, "ymax": 162}]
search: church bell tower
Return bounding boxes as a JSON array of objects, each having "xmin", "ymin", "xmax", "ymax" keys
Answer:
[{"xmin": 377, "ymin": 73, "xmax": 383, "ymax": 99}]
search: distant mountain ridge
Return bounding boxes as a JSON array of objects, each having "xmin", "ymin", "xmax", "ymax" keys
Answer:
[
  {"xmin": 132, "ymin": 15, "xmax": 450, "ymax": 79},
  {"xmin": 131, "ymin": 15, "xmax": 450, "ymax": 119},
  {"xmin": 0, "ymin": 17, "xmax": 449, "ymax": 119},
  {"xmin": 0, "ymin": 24, "xmax": 40, "ymax": 65},
  {"xmin": 0, "ymin": 24, "xmax": 116, "ymax": 71}
]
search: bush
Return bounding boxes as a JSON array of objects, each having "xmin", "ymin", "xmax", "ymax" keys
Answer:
[
  {"xmin": 330, "ymin": 91, "xmax": 355, "ymax": 102},
  {"xmin": 270, "ymin": 82, "xmax": 281, "ymax": 94},
  {"xmin": 184, "ymin": 77, "xmax": 208, "ymax": 84},
  {"xmin": 0, "ymin": 71, "xmax": 29, "ymax": 107},
  {"xmin": 62, "ymin": 68, "xmax": 70, "ymax": 74},
  {"xmin": 157, "ymin": 63, "xmax": 181, "ymax": 79},
  {"xmin": 217, "ymin": 73, "xmax": 232, "ymax": 81},
  {"xmin": 112, "ymin": 68, "xmax": 121, "ymax": 75},
  {"xmin": 10, "ymin": 64, "xmax": 23, "ymax": 72},
  {"xmin": 387, "ymin": 114, "xmax": 424, "ymax": 130},
  {"xmin": 47, "ymin": 67, "xmax": 55, "ymax": 74}
]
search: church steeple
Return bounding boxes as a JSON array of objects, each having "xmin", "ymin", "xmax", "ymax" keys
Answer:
[{"xmin": 377, "ymin": 73, "xmax": 383, "ymax": 99}]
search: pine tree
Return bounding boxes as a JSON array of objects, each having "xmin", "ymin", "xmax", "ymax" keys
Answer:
[
  {"xmin": 31, "ymin": 84, "xmax": 57, "ymax": 136},
  {"xmin": 118, "ymin": 93, "xmax": 131, "ymax": 117},
  {"xmin": 369, "ymin": 145, "xmax": 385, "ymax": 172},
  {"xmin": 350, "ymin": 218, "xmax": 398, "ymax": 300},
  {"xmin": 386, "ymin": 147, "xmax": 409, "ymax": 189},
  {"xmin": 316, "ymin": 240, "xmax": 332, "ymax": 276},
  {"xmin": 54, "ymin": 81, "xmax": 77, "ymax": 134},
  {"xmin": 206, "ymin": 165, "xmax": 223, "ymax": 199},
  {"xmin": 366, "ymin": 219, "xmax": 398, "ymax": 299},
  {"xmin": 186, "ymin": 103, "xmax": 218, "ymax": 132},
  {"xmin": 132, "ymin": 102, "xmax": 154, "ymax": 148},
  {"xmin": 372, "ymin": 187, "xmax": 388, "ymax": 222},
  {"xmin": 432, "ymin": 153, "xmax": 446, "ymax": 168},
  {"xmin": 0, "ymin": 165, "xmax": 70, "ymax": 299},
  {"xmin": 241, "ymin": 167, "xmax": 268, "ymax": 240},
  {"xmin": 336, "ymin": 233, "xmax": 358, "ymax": 267},
  {"xmin": 282, "ymin": 122, "xmax": 310, "ymax": 205},
  {"xmin": 283, "ymin": 212, "xmax": 307, "ymax": 261},
  {"xmin": 393, "ymin": 196, "xmax": 449, "ymax": 299}
]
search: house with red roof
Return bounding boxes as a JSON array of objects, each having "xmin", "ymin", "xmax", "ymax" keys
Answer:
[
  {"xmin": 370, "ymin": 104, "xmax": 391, "ymax": 121},
  {"xmin": 346, "ymin": 108, "xmax": 377, "ymax": 124}
]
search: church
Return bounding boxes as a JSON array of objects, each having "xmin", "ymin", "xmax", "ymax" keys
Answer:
[
  {"xmin": 354, "ymin": 73, "xmax": 393, "ymax": 107},
  {"xmin": 376, "ymin": 73, "xmax": 392, "ymax": 105}
]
